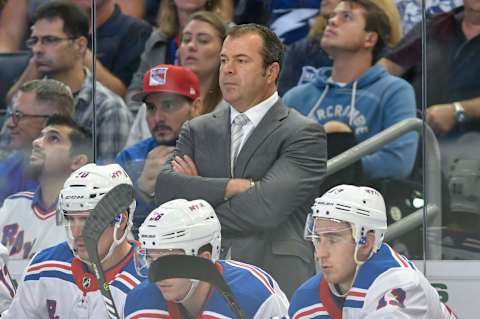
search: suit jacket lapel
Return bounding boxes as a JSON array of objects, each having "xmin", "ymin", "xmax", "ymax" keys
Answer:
[
  {"xmin": 211, "ymin": 107, "xmax": 232, "ymax": 176},
  {"xmin": 234, "ymin": 100, "xmax": 289, "ymax": 177}
]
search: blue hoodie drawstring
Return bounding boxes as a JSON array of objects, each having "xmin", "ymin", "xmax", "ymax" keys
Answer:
[
  {"xmin": 349, "ymin": 80, "xmax": 358, "ymax": 127},
  {"xmin": 307, "ymin": 85, "xmax": 329, "ymax": 119}
]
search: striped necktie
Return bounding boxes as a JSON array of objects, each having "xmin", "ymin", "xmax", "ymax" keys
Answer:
[{"xmin": 230, "ymin": 113, "xmax": 250, "ymax": 176}]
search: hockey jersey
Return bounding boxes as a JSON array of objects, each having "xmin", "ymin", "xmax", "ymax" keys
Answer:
[
  {"xmin": 2, "ymin": 241, "xmax": 143, "ymax": 318},
  {"xmin": 289, "ymin": 243, "xmax": 457, "ymax": 319},
  {"xmin": 124, "ymin": 259, "xmax": 289, "ymax": 319},
  {"xmin": 0, "ymin": 190, "xmax": 66, "ymax": 282}
]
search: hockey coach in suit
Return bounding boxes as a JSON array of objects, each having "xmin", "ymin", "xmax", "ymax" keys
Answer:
[{"xmin": 154, "ymin": 23, "xmax": 327, "ymax": 297}]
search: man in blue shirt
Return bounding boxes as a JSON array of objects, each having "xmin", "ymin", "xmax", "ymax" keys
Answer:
[
  {"xmin": 116, "ymin": 64, "xmax": 201, "ymax": 232},
  {"xmin": 0, "ymin": 79, "xmax": 74, "ymax": 205}
]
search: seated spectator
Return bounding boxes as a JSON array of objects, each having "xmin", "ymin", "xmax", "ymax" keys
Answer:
[
  {"xmin": 126, "ymin": 0, "xmax": 224, "ymax": 112},
  {"xmin": 380, "ymin": 1, "xmax": 480, "ymax": 138},
  {"xmin": 72, "ymin": 0, "xmax": 152, "ymax": 96},
  {"xmin": 0, "ymin": 0, "xmax": 151, "ymax": 97},
  {"xmin": 127, "ymin": 10, "xmax": 228, "ymax": 146},
  {"xmin": 116, "ymin": 64, "xmax": 201, "ymax": 233},
  {"xmin": 278, "ymin": 0, "xmax": 403, "ymax": 96},
  {"xmin": 284, "ymin": 0, "xmax": 418, "ymax": 180},
  {"xmin": 0, "ymin": 114, "xmax": 92, "ymax": 283},
  {"xmin": 0, "ymin": 79, "xmax": 74, "ymax": 205},
  {"xmin": 6, "ymin": 1, "xmax": 132, "ymax": 162}
]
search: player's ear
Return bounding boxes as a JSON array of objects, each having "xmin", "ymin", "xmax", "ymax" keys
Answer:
[
  {"xmin": 71, "ymin": 154, "xmax": 89, "ymax": 171},
  {"xmin": 198, "ymin": 250, "xmax": 212, "ymax": 261}
]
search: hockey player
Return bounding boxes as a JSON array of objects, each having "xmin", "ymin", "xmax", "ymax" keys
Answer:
[
  {"xmin": 124, "ymin": 199, "xmax": 289, "ymax": 319},
  {"xmin": 2, "ymin": 163, "xmax": 144, "ymax": 318},
  {"xmin": 0, "ymin": 114, "xmax": 91, "ymax": 282},
  {"xmin": 289, "ymin": 184, "xmax": 458, "ymax": 319},
  {"xmin": 0, "ymin": 243, "xmax": 15, "ymax": 313}
]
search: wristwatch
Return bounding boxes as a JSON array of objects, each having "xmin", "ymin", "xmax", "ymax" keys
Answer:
[{"xmin": 453, "ymin": 102, "xmax": 466, "ymax": 125}]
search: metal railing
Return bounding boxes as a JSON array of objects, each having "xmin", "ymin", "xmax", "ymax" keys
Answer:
[{"xmin": 325, "ymin": 118, "xmax": 443, "ymax": 263}]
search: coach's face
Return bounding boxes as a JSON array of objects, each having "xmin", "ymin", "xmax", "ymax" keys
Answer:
[{"xmin": 219, "ymin": 33, "xmax": 278, "ymax": 112}]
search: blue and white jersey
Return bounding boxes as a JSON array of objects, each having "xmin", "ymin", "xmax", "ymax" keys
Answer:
[
  {"xmin": 289, "ymin": 243, "xmax": 457, "ymax": 319},
  {"xmin": 124, "ymin": 259, "xmax": 289, "ymax": 319},
  {"xmin": 2, "ymin": 241, "xmax": 143, "ymax": 318},
  {"xmin": 269, "ymin": 0, "xmax": 320, "ymax": 45},
  {"xmin": 0, "ymin": 189, "xmax": 66, "ymax": 282}
]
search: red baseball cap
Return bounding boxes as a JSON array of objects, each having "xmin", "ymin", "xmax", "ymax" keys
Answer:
[{"xmin": 132, "ymin": 64, "xmax": 201, "ymax": 102}]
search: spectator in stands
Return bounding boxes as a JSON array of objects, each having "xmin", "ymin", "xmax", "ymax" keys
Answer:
[
  {"xmin": 72, "ymin": 0, "xmax": 152, "ymax": 96},
  {"xmin": 154, "ymin": 24, "xmax": 327, "ymax": 297},
  {"xmin": 0, "ymin": 79, "xmax": 73, "ymax": 205},
  {"xmin": 127, "ymin": 10, "xmax": 228, "ymax": 146},
  {"xmin": 381, "ymin": 0, "xmax": 480, "ymax": 137},
  {"xmin": 0, "ymin": 114, "xmax": 91, "ymax": 282},
  {"xmin": 116, "ymin": 64, "xmax": 201, "ymax": 233},
  {"xmin": 6, "ymin": 1, "xmax": 132, "ymax": 162},
  {"xmin": 278, "ymin": 0, "xmax": 403, "ymax": 96},
  {"xmin": 283, "ymin": 0, "xmax": 417, "ymax": 180},
  {"xmin": 0, "ymin": 0, "xmax": 151, "ymax": 97},
  {"xmin": 126, "ymin": 0, "xmax": 224, "ymax": 112}
]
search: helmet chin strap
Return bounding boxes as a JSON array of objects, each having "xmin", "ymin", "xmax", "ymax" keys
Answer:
[
  {"xmin": 100, "ymin": 216, "xmax": 131, "ymax": 264},
  {"xmin": 175, "ymin": 279, "xmax": 200, "ymax": 303}
]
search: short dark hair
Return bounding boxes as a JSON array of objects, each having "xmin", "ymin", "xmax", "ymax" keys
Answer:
[
  {"xmin": 32, "ymin": 0, "xmax": 89, "ymax": 39},
  {"xmin": 344, "ymin": 0, "xmax": 391, "ymax": 63},
  {"xmin": 226, "ymin": 23, "xmax": 284, "ymax": 73},
  {"xmin": 45, "ymin": 114, "xmax": 93, "ymax": 160}
]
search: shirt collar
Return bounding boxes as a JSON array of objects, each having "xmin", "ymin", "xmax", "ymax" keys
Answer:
[{"xmin": 230, "ymin": 92, "xmax": 279, "ymax": 127}]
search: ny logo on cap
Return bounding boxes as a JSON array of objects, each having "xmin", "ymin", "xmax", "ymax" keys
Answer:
[{"xmin": 149, "ymin": 67, "xmax": 168, "ymax": 86}]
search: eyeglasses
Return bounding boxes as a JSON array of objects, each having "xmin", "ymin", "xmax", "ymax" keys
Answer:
[
  {"xmin": 6, "ymin": 109, "xmax": 50, "ymax": 125},
  {"xmin": 25, "ymin": 35, "xmax": 77, "ymax": 48}
]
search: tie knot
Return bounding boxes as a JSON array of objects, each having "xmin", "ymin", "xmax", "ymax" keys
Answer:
[{"xmin": 233, "ymin": 113, "xmax": 250, "ymax": 127}]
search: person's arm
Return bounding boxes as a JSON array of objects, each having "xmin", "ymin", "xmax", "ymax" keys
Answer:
[
  {"xmin": 220, "ymin": 0, "xmax": 235, "ymax": 23},
  {"xmin": 0, "ymin": 0, "xmax": 28, "ymax": 53},
  {"xmin": 213, "ymin": 122, "xmax": 326, "ymax": 232},
  {"xmin": 427, "ymin": 96, "xmax": 480, "ymax": 134},
  {"xmin": 378, "ymin": 58, "xmax": 406, "ymax": 77},
  {"xmin": 116, "ymin": 0, "xmax": 144, "ymax": 18},
  {"xmin": 361, "ymin": 80, "xmax": 418, "ymax": 179},
  {"xmin": 155, "ymin": 121, "xmax": 231, "ymax": 207},
  {"xmin": 84, "ymin": 49, "xmax": 127, "ymax": 98}
]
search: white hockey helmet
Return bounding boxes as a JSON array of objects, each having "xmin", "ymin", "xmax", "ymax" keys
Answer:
[
  {"xmin": 138, "ymin": 199, "xmax": 221, "ymax": 262},
  {"xmin": 58, "ymin": 163, "xmax": 136, "ymax": 261},
  {"xmin": 305, "ymin": 184, "xmax": 387, "ymax": 252}
]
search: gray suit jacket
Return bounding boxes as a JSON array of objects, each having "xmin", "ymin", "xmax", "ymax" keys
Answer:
[{"xmin": 155, "ymin": 100, "xmax": 326, "ymax": 294}]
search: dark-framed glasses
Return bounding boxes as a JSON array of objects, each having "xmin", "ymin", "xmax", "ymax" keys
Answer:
[
  {"xmin": 6, "ymin": 109, "xmax": 50, "ymax": 124},
  {"xmin": 25, "ymin": 35, "xmax": 77, "ymax": 48}
]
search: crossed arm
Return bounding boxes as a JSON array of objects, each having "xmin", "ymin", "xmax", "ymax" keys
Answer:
[{"xmin": 155, "ymin": 120, "xmax": 327, "ymax": 233}]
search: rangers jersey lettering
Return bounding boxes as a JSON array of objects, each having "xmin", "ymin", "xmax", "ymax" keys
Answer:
[
  {"xmin": 289, "ymin": 244, "xmax": 458, "ymax": 319},
  {"xmin": 124, "ymin": 259, "xmax": 289, "ymax": 318},
  {"xmin": 0, "ymin": 190, "xmax": 66, "ymax": 282},
  {"xmin": 2, "ymin": 241, "xmax": 143, "ymax": 318}
]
